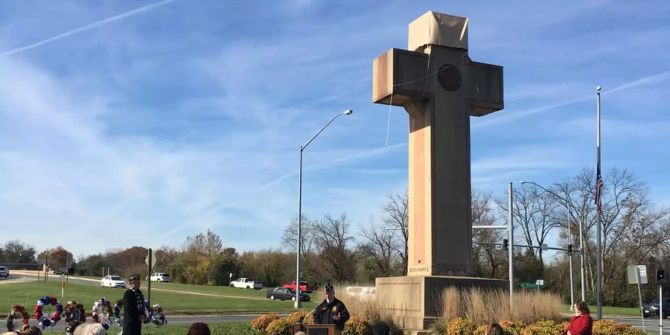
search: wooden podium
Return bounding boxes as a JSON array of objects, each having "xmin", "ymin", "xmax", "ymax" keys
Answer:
[{"xmin": 292, "ymin": 323, "xmax": 340, "ymax": 335}]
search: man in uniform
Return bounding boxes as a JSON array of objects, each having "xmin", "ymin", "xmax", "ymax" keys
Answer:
[
  {"xmin": 312, "ymin": 283, "xmax": 350, "ymax": 331},
  {"xmin": 123, "ymin": 274, "xmax": 145, "ymax": 335}
]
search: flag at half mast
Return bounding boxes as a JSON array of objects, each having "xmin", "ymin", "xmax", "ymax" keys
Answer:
[
  {"xmin": 595, "ymin": 163, "xmax": 603, "ymax": 212},
  {"xmin": 595, "ymin": 86, "xmax": 603, "ymax": 213}
]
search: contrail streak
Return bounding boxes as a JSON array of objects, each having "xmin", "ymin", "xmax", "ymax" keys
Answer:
[
  {"xmin": 1, "ymin": 0, "xmax": 175, "ymax": 57},
  {"xmin": 474, "ymin": 69, "xmax": 670, "ymax": 128}
]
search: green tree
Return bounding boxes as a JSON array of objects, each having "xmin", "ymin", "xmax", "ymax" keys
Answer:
[{"xmin": 1, "ymin": 240, "xmax": 36, "ymax": 263}]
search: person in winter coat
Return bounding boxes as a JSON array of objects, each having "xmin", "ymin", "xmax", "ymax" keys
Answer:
[{"xmin": 566, "ymin": 301, "xmax": 593, "ymax": 335}]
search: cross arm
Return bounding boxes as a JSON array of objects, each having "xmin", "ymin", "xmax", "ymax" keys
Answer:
[
  {"xmin": 372, "ymin": 48, "xmax": 430, "ymax": 118},
  {"xmin": 465, "ymin": 60, "xmax": 504, "ymax": 116}
]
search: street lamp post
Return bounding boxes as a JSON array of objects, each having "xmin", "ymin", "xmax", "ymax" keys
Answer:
[
  {"xmin": 295, "ymin": 109, "xmax": 353, "ymax": 308},
  {"xmin": 521, "ymin": 181, "xmax": 584, "ymax": 305}
]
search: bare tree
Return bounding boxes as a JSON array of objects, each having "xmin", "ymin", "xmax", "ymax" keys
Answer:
[
  {"xmin": 472, "ymin": 190, "xmax": 506, "ymax": 278},
  {"xmin": 359, "ymin": 218, "xmax": 396, "ymax": 277},
  {"xmin": 311, "ymin": 213, "xmax": 356, "ymax": 282},
  {"xmin": 514, "ymin": 185, "xmax": 562, "ymax": 266},
  {"xmin": 381, "ymin": 192, "xmax": 408, "ymax": 274},
  {"xmin": 496, "ymin": 186, "xmax": 560, "ymax": 271},
  {"xmin": 281, "ymin": 214, "xmax": 317, "ymax": 258}
]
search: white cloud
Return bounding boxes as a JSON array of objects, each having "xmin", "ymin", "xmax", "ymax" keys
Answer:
[{"xmin": 1, "ymin": 0, "xmax": 670, "ymax": 257}]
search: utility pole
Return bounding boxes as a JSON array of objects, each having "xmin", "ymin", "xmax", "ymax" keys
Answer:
[{"xmin": 508, "ymin": 182, "xmax": 514, "ymax": 308}]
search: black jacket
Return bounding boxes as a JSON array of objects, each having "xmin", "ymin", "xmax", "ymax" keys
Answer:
[
  {"xmin": 312, "ymin": 297, "xmax": 350, "ymax": 330},
  {"xmin": 123, "ymin": 288, "xmax": 145, "ymax": 335}
]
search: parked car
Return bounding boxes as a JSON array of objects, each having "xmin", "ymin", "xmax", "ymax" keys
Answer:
[
  {"xmin": 282, "ymin": 280, "xmax": 314, "ymax": 293},
  {"xmin": 101, "ymin": 275, "xmax": 126, "ymax": 288},
  {"xmin": 230, "ymin": 278, "xmax": 263, "ymax": 289},
  {"xmin": 53, "ymin": 267, "xmax": 74, "ymax": 275},
  {"xmin": 266, "ymin": 287, "xmax": 310, "ymax": 302},
  {"xmin": 0, "ymin": 266, "xmax": 8, "ymax": 278},
  {"xmin": 149, "ymin": 273, "xmax": 171, "ymax": 282},
  {"xmin": 642, "ymin": 298, "xmax": 670, "ymax": 318}
]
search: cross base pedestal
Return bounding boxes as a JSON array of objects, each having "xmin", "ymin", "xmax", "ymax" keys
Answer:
[{"xmin": 375, "ymin": 275, "xmax": 508, "ymax": 331}]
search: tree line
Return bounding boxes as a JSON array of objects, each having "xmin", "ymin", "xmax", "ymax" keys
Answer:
[{"xmin": 1, "ymin": 167, "xmax": 668, "ymax": 307}]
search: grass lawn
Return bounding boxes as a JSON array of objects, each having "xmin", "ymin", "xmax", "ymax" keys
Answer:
[
  {"xmin": 129, "ymin": 322, "xmax": 254, "ymax": 335},
  {"xmin": 148, "ymin": 281, "xmax": 274, "ymax": 299},
  {"xmin": 0, "ymin": 281, "xmax": 317, "ymax": 315}
]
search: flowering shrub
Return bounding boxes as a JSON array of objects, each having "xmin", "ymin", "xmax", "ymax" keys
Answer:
[
  {"xmin": 253, "ymin": 312, "xmax": 643, "ymax": 335},
  {"xmin": 592, "ymin": 319, "xmax": 645, "ymax": 335},
  {"xmin": 519, "ymin": 320, "xmax": 563, "ymax": 335},
  {"xmin": 342, "ymin": 314, "xmax": 371, "ymax": 335},
  {"xmin": 473, "ymin": 324, "xmax": 488, "ymax": 335},
  {"xmin": 284, "ymin": 311, "xmax": 308, "ymax": 325},
  {"xmin": 251, "ymin": 313, "xmax": 280, "ymax": 333},
  {"xmin": 500, "ymin": 320, "xmax": 526, "ymax": 335},
  {"xmin": 265, "ymin": 318, "xmax": 291, "ymax": 335},
  {"xmin": 302, "ymin": 312, "xmax": 314, "ymax": 324},
  {"xmin": 447, "ymin": 317, "xmax": 476, "ymax": 335}
]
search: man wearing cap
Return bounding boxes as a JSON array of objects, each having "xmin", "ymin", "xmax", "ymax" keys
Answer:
[
  {"xmin": 123, "ymin": 274, "xmax": 145, "ymax": 335},
  {"xmin": 312, "ymin": 283, "xmax": 350, "ymax": 331}
]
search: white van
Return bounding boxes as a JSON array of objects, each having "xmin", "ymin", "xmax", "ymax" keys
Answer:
[{"xmin": 149, "ymin": 273, "xmax": 171, "ymax": 282}]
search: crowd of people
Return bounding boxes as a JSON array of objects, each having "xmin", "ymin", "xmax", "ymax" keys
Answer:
[{"xmin": 4, "ymin": 276, "xmax": 595, "ymax": 335}]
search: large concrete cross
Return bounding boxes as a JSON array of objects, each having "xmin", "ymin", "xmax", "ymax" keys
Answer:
[{"xmin": 373, "ymin": 11, "xmax": 503, "ymax": 276}]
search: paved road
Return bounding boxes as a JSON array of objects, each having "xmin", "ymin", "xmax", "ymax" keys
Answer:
[
  {"xmin": 609, "ymin": 316, "xmax": 669, "ymax": 334},
  {"xmin": 0, "ymin": 274, "xmax": 34, "ymax": 284}
]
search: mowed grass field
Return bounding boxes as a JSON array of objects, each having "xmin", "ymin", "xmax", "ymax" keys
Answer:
[
  {"xmin": 0, "ymin": 280, "xmax": 317, "ymax": 314},
  {"xmin": 134, "ymin": 322, "xmax": 254, "ymax": 335}
]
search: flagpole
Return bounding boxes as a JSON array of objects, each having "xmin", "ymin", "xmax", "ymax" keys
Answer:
[{"xmin": 596, "ymin": 85, "xmax": 603, "ymax": 320}]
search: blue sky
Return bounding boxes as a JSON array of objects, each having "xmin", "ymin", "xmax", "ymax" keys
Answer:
[{"xmin": 1, "ymin": 1, "xmax": 668, "ymax": 258}]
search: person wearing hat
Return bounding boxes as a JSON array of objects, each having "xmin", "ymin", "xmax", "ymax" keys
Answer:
[
  {"xmin": 312, "ymin": 283, "xmax": 350, "ymax": 331},
  {"xmin": 123, "ymin": 274, "xmax": 145, "ymax": 335}
]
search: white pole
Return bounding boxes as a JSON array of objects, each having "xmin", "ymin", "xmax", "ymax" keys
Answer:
[
  {"xmin": 508, "ymin": 182, "xmax": 514, "ymax": 308},
  {"xmin": 295, "ymin": 148, "xmax": 304, "ymax": 309},
  {"xmin": 596, "ymin": 85, "xmax": 603, "ymax": 320},
  {"xmin": 637, "ymin": 267, "xmax": 646, "ymax": 333},
  {"xmin": 294, "ymin": 110, "xmax": 352, "ymax": 309},
  {"xmin": 567, "ymin": 221, "xmax": 574, "ymax": 308},
  {"xmin": 579, "ymin": 219, "xmax": 586, "ymax": 302},
  {"xmin": 660, "ymin": 285, "xmax": 664, "ymax": 335}
]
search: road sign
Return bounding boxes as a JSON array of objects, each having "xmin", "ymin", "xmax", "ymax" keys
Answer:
[
  {"xmin": 145, "ymin": 249, "xmax": 157, "ymax": 270},
  {"xmin": 628, "ymin": 265, "xmax": 648, "ymax": 284},
  {"xmin": 520, "ymin": 282, "xmax": 541, "ymax": 289}
]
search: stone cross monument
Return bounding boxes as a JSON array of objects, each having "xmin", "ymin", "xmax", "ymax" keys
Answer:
[{"xmin": 372, "ymin": 11, "xmax": 506, "ymax": 331}]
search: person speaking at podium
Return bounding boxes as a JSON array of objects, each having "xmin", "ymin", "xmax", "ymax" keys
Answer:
[{"xmin": 312, "ymin": 283, "xmax": 350, "ymax": 331}]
